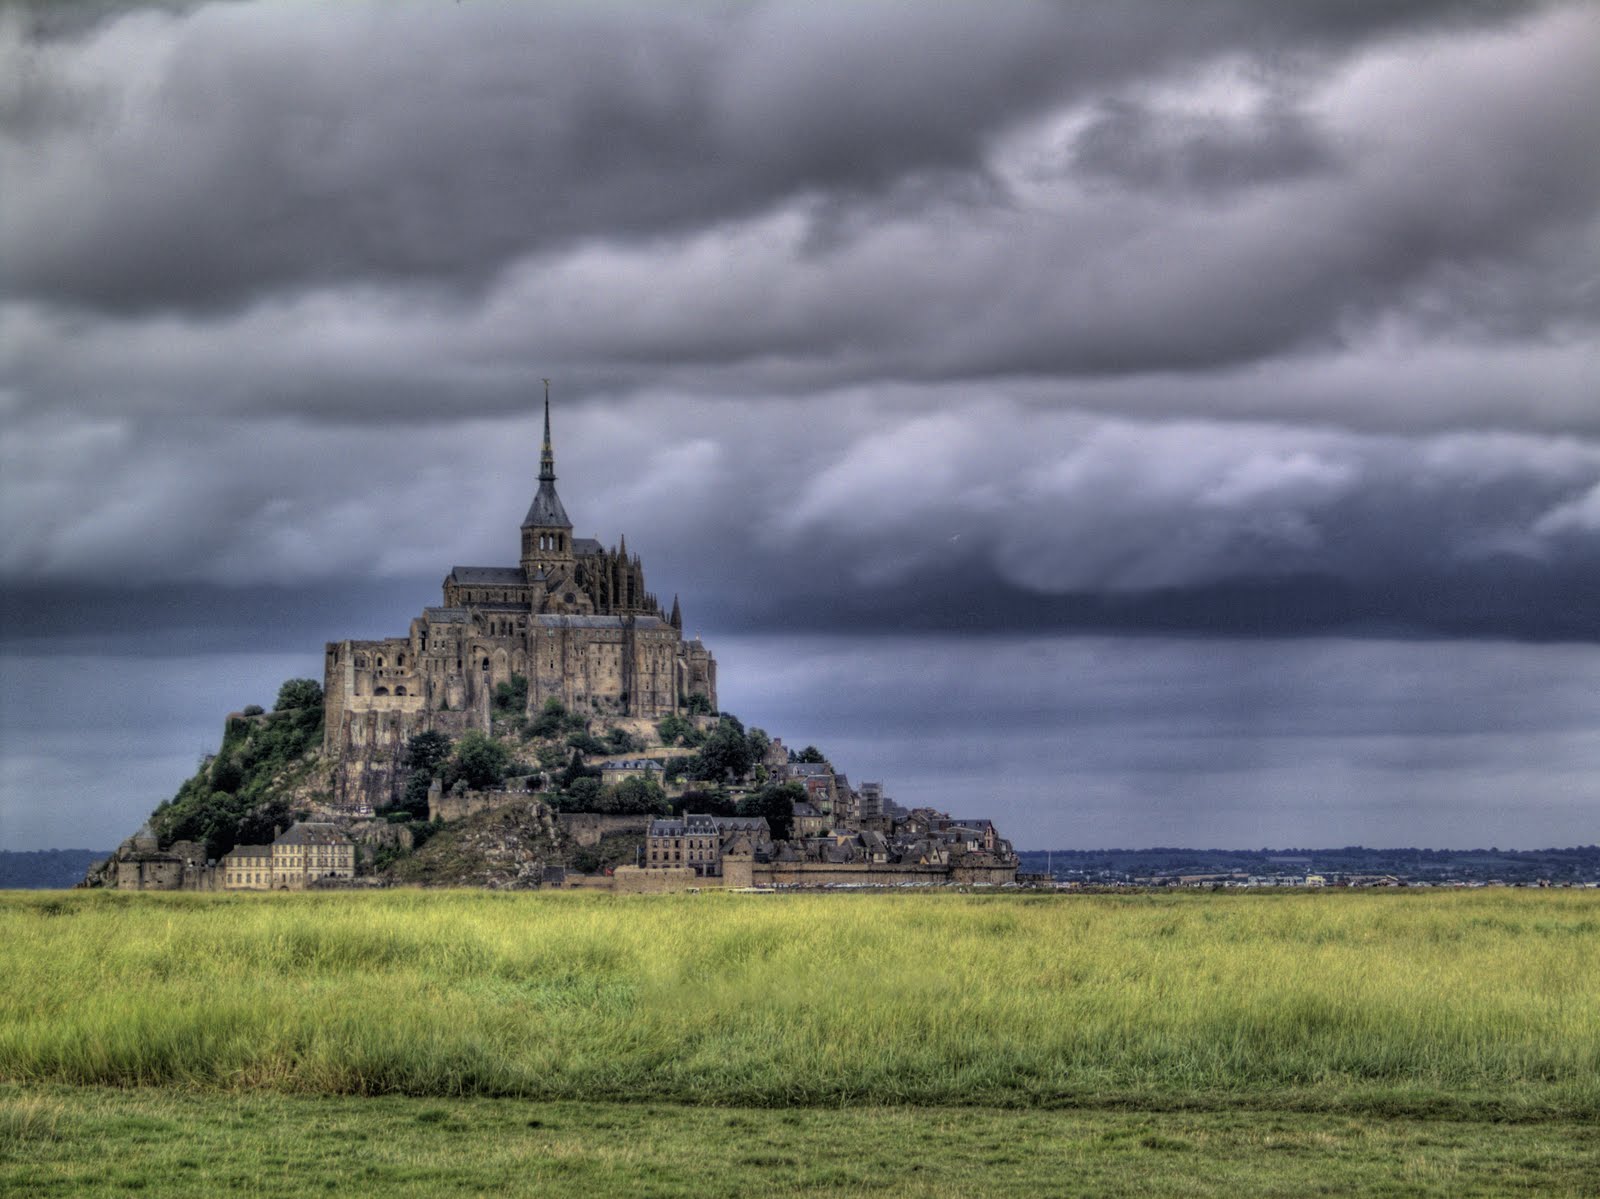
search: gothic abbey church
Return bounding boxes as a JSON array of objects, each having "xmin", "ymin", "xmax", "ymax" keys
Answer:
[{"xmin": 323, "ymin": 401, "xmax": 717, "ymax": 809}]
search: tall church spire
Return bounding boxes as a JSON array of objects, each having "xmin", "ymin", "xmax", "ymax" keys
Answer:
[
  {"xmin": 539, "ymin": 380, "xmax": 556, "ymax": 483},
  {"xmin": 522, "ymin": 384, "xmax": 572, "ymax": 579}
]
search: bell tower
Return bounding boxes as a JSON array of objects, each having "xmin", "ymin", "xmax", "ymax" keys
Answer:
[{"xmin": 520, "ymin": 384, "xmax": 574, "ymax": 580}]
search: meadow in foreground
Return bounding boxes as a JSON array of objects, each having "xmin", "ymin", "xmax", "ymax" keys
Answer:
[
  {"xmin": 2, "ymin": 889, "xmax": 1596, "ymax": 1117},
  {"xmin": 5, "ymin": 1084, "xmax": 1599, "ymax": 1198}
]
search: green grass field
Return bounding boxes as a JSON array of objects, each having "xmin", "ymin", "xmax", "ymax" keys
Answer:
[{"xmin": 3, "ymin": 889, "xmax": 1598, "ymax": 1195}]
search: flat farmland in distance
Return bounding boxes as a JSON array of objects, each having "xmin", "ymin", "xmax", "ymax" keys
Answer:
[{"xmin": 3, "ymin": 890, "xmax": 1598, "ymax": 1196}]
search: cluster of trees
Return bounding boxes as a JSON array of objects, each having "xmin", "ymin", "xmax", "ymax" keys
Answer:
[
  {"xmin": 547, "ymin": 774, "xmax": 670, "ymax": 816},
  {"xmin": 385, "ymin": 700, "xmax": 805, "ymax": 835},
  {"xmin": 150, "ymin": 679, "xmax": 325, "ymax": 860},
  {"xmin": 656, "ymin": 713, "xmax": 777, "ymax": 784},
  {"xmin": 664, "ymin": 781, "xmax": 802, "ymax": 840},
  {"xmin": 384, "ymin": 730, "xmax": 512, "ymax": 820}
]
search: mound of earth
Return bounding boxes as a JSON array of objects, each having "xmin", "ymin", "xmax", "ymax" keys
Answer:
[{"xmin": 384, "ymin": 799, "xmax": 567, "ymax": 889}]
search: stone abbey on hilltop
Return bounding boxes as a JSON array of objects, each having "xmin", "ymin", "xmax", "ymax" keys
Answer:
[{"xmin": 323, "ymin": 400, "xmax": 717, "ymax": 809}]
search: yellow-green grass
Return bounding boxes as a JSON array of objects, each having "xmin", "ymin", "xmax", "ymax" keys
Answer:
[
  {"xmin": 2, "ymin": 890, "xmax": 1597, "ymax": 1116},
  {"xmin": 6, "ymin": 1084, "xmax": 1599, "ymax": 1198}
]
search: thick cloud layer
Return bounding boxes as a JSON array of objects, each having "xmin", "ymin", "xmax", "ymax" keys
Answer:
[
  {"xmin": 3, "ymin": 3, "xmax": 1599, "ymax": 850},
  {"xmin": 3, "ymin": 2, "xmax": 1595, "ymax": 420},
  {"xmin": 4, "ymin": 399, "xmax": 1598, "ymax": 638},
  {"xmin": 2, "ymin": 2, "xmax": 1596, "ymax": 635}
]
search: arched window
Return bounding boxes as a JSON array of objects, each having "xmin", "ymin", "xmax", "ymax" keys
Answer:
[
  {"xmin": 374, "ymin": 686, "xmax": 389, "ymax": 696},
  {"xmin": 395, "ymin": 686, "xmax": 407, "ymax": 696}
]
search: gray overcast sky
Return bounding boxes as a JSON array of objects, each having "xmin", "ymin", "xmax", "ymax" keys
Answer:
[{"xmin": 2, "ymin": 1, "xmax": 1597, "ymax": 850}]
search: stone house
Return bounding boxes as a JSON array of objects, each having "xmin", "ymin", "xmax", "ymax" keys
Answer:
[
  {"xmin": 268, "ymin": 822, "xmax": 355, "ymax": 890},
  {"xmin": 599, "ymin": 759, "xmax": 666, "ymax": 786},
  {"xmin": 646, "ymin": 814, "xmax": 770, "ymax": 878},
  {"xmin": 791, "ymin": 801, "xmax": 828, "ymax": 837},
  {"xmin": 222, "ymin": 843, "xmax": 273, "ymax": 890}
]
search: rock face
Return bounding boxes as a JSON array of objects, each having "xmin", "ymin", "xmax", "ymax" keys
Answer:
[{"xmin": 384, "ymin": 798, "xmax": 566, "ymax": 889}]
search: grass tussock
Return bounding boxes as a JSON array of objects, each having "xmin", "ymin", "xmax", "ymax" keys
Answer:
[{"xmin": 1, "ymin": 889, "xmax": 1596, "ymax": 1115}]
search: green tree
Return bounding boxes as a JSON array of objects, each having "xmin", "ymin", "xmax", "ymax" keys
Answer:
[
  {"xmin": 656, "ymin": 713, "xmax": 693, "ymax": 747},
  {"xmin": 739, "ymin": 782, "xmax": 803, "ymax": 841},
  {"xmin": 605, "ymin": 776, "xmax": 669, "ymax": 815},
  {"xmin": 673, "ymin": 788, "xmax": 738, "ymax": 818},
  {"xmin": 686, "ymin": 692, "xmax": 713, "ymax": 716},
  {"xmin": 529, "ymin": 697, "xmax": 572, "ymax": 739},
  {"xmin": 747, "ymin": 727, "xmax": 772, "ymax": 761},
  {"xmin": 405, "ymin": 731, "xmax": 453, "ymax": 777},
  {"xmin": 566, "ymin": 776, "xmax": 603, "ymax": 808},
  {"xmin": 383, "ymin": 730, "xmax": 453, "ymax": 820},
  {"xmin": 566, "ymin": 731, "xmax": 609, "ymax": 756},
  {"xmin": 692, "ymin": 716, "xmax": 755, "ymax": 782},
  {"xmin": 795, "ymin": 745, "xmax": 827, "ymax": 764},
  {"xmin": 605, "ymin": 727, "xmax": 641, "ymax": 754},
  {"xmin": 492, "ymin": 673, "xmax": 529, "ymax": 715},
  {"xmin": 561, "ymin": 750, "xmax": 600, "ymax": 790},
  {"xmin": 274, "ymin": 678, "xmax": 323, "ymax": 712},
  {"xmin": 451, "ymin": 731, "xmax": 510, "ymax": 790}
]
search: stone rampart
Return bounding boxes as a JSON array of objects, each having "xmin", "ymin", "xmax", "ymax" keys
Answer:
[
  {"xmin": 612, "ymin": 865, "xmax": 698, "ymax": 893},
  {"xmin": 430, "ymin": 785, "xmax": 538, "ymax": 824},
  {"xmin": 749, "ymin": 861, "xmax": 1017, "ymax": 887},
  {"xmin": 556, "ymin": 812, "xmax": 652, "ymax": 847}
]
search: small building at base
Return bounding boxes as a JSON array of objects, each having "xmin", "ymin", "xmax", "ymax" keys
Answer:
[{"xmin": 222, "ymin": 822, "xmax": 355, "ymax": 891}]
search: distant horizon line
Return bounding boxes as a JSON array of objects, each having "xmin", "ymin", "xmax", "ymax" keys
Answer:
[{"xmin": 6, "ymin": 845, "xmax": 1598, "ymax": 857}]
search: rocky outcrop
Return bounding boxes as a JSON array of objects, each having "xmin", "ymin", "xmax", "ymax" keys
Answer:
[{"xmin": 384, "ymin": 798, "xmax": 566, "ymax": 889}]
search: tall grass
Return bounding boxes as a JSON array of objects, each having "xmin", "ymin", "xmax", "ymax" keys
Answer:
[{"xmin": 2, "ymin": 890, "xmax": 1596, "ymax": 1113}]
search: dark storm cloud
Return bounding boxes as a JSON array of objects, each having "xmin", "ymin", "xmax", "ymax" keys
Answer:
[
  {"xmin": 4, "ymin": 1, "xmax": 1595, "ymax": 438},
  {"xmin": 1071, "ymin": 97, "xmax": 1335, "ymax": 196},
  {"xmin": 714, "ymin": 634, "xmax": 1600, "ymax": 849},
  {"xmin": 2, "ymin": 2, "xmax": 1598, "ymax": 638},
  {"xmin": 2, "ymin": 0, "xmax": 1582, "ymax": 320},
  {"xmin": 3, "ymin": 399, "xmax": 1597, "ymax": 641}
]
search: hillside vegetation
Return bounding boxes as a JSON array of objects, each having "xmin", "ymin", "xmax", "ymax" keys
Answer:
[
  {"xmin": 2, "ymin": 890, "xmax": 1595, "ymax": 1118},
  {"xmin": 147, "ymin": 680, "xmax": 327, "ymax": 860}
]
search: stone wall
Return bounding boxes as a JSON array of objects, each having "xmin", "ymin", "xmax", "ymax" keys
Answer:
[
  {"xmin": 429, "ymin": 785, "xmax": 540, "ymax": 824},
  {"xmin": 111, "ymin": 840, "xmax": 223, "ymax": 892},
  {"xmin": 749, "ymin": 861, "xmax": 1017, "ymax": 887},
  {"xmin": 612, "ymin": 865, "xmax": 698, "ymax": 893},
  {"xmin": 556, "ymin": 812, "xmax": 653, "ymax": 847}
]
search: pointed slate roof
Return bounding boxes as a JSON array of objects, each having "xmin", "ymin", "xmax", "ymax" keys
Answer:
[{"xmin": 522, "ymin": 397, "xmax": 573, "ymax": 530}]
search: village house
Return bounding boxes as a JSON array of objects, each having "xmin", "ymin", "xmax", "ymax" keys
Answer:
[
  {"xmin": 646, "ymin": 814, "xmax": 771, "ymax": 878},
  {"xmin": 599, "ymin": 759, "xmax": 666, "ymax": 787},
  {"xmin": 221, "ymin": 823, "xmax": 355, "ymax": 891}
]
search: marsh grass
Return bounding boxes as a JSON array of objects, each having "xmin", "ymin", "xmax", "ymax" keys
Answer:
[
  {"xmin": 5, "ymin": 1085, "xmax": 1599, "ymax": 1198},
  {"xmin": 1, "ymin": 890, "xmax": 1596, "ymax": 1115}
]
